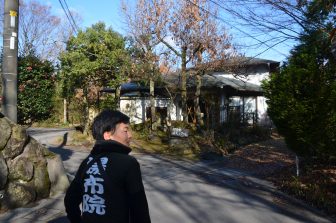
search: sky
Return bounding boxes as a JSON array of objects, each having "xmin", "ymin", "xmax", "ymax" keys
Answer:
[
  {"xmin": 2, "ymin": 0, "xmax": 295, "ymax": 63},
  {"xmin": 45, "ymin": 0, "xmax": 127, "ymax": 35}
]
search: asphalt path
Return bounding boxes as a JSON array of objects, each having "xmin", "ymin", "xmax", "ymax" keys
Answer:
[{"xmin": 25, "ymin": 128, "xmax": 334, "ymax": 223}]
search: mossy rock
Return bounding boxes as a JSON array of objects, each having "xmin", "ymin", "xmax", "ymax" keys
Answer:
[
  {"xmin": 8, "ymin": 156, "xmax": 34, "ymax": 182},
  {"xmin": 2, "ymin": 181, "xmax": 36, "ymax": 209},
  {"xmin": 47, "ymin": 155, "xmax": 70, "ymax": 196},
  {"xmin": 22, "ymin": 137, "xmax": 51, "ymax": 162},
  {"xmin": 0, "ymin": 117, "xmax": 11, "ymax": 150},
  {"xmin": 0, "ymin": 154, "xmax": 8, "ymax": 189},
  {"xmin": 2, "ymin": 125, "xmax": 28, "ymax": 159},
  {"xmin": 33, "ymin": 160, "xmax": 50, "ymax": 199}
]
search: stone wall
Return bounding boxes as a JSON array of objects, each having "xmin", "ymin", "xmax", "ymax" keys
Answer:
[{"xmin": 0, "ymin": 113, "xmax": 69, "ymax": 211}]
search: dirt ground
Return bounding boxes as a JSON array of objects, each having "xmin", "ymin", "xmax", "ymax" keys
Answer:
[
  {"xmin": 224, "ymin": 136, "xmax": 296, "ymax": 177},
  {"xmin": 223, "ymin": 136, "xmax": 336, "ymax": 218}
]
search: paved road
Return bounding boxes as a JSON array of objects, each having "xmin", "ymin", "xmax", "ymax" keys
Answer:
[{"xmin": 0, "ymin": 128, "xmax": 333, "ymax": 223}]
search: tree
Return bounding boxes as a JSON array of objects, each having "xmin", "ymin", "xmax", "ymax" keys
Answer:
[
  {"xmin": 60, "ymin": 22, "xmax": 130, "ymax": 134},
  {"xmin": 17, "ymin": 55, "xmax": 55, "ymax": 124},
  {"xmin": 212, "ymin": 0, "xmax": 335, "ymax": 59},
  {"xmin": 262, "ymin": 1, "xmax": 336, "ymax": 158},
  {"xmin": 0, "ymin": 0, "xmax": 80, "ymax": 62},
  {"xmin": 122, "ymin": 0, "xmax": 169, "ymax": 130},
  {"xmin": 122, "ymin": 0, "xmax": 236, "ymax": 124}
]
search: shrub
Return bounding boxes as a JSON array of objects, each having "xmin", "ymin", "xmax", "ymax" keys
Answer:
[{"xmin": 18, "ymin": 55, "xmax": 55, "ymax": 124}]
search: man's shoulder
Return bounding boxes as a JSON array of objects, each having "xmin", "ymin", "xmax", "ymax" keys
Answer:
[{"xmin": 104, "ymin": 152, "xmax": 139, "ymax": 165}]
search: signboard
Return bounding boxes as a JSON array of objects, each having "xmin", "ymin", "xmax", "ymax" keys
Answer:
[{"xmin": 171, "ymin": 128, "xmax": 189, "ymax": 138}]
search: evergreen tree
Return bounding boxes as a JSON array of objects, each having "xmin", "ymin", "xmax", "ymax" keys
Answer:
[
  {"xmin": 60, "ymin": 22, "xmax": 130, "ymax": 134},
  {"xmin": 263, "ymin": 1, "xmax": 336, "ymax": 158}
]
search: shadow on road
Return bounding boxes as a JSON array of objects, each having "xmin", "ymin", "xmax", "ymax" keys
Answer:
[
  {"xmin": 47, "ymin": 132, "xmax": 75, "ymax": 162},
  {"xmin": 139, "ymin": 154, "xmax": 333, "ymax": 223},
  {"xmin": 48, "ymin": 215, "xmax": 70, "ymax": 223}
]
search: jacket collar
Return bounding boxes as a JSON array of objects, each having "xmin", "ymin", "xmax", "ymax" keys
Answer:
[{"xmin": 91, "ymin": 140, "xmax": 132, "ymax": 156}]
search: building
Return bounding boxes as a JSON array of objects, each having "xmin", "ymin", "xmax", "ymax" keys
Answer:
[{"xmin": 101, "ymin": 58, "xmax": 279, "ymax": 128}]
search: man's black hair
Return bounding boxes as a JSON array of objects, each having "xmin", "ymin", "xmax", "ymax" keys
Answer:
[{"xmin": 92, "ymin": 109, "xmax": 130, "ymax": 140}]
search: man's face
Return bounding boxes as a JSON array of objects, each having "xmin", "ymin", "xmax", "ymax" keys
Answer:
[{"xmin": 110, "ymin": 123, "xmax": 132, "ymax": 147}]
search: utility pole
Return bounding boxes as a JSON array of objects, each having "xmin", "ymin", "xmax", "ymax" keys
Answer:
[{"xmin": 1, "ymin": 0, "xmax": 19, "ymax": 123}]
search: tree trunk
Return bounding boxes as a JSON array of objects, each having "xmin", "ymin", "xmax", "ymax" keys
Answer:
[
  {"xmin": 181, "ymin": 47, "xmax": 188, "ymax": 123},
  {"xmin": 150, "ymin": 78, "xmax": 156, "ymax": 130},
  {"xmin": 63, "ymin": 98, "xmax": 68, "ymax": 124},
  {"xmin": 82, "ymin": 90, "xmax": 90, "ymax": 136},
  {"xmin": 116, "ymin": 85, "xmax": 121, "ymax": 111},
  {"xmin": 195, "ymin": 73, "xmax": 204, "ymax": 126}
]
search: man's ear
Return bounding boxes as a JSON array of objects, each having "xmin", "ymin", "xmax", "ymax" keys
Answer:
[{"xmin": 103, "ymin": 131, "xmax": 112, "ymax": 140}]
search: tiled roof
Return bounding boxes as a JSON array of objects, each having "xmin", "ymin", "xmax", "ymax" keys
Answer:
[{"xmin": 163, "ymin": 73, "xmax": 262, "ymax": 92}]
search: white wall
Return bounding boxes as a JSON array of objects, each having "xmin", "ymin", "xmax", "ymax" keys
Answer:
[
  {"xmin": 257, "ymin": 96, "xmax": 272, "ymax": 126},
  {"xmin": 120, "ymin": 97, "xmax": 179, "ymax": 124},
  {"xmin": 213, "ymin": 66, "xmax": 271, "ymax": 125}
]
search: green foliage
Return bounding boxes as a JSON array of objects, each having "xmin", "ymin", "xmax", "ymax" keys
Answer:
[
  {"xmin": 99, "ymin": 94, "xmax": 118, "ymax": 110},
  {"xmin": 262, "ymin": 1, "xmax": 336, "ymax": 158},
  {"xmin": 60, "ymin": 22, "xmax": 130, "ymax": 105},
  {"xmin": 17, "ymin": 55, "xmax": 55, "ymax": 124},
  {"xmin": 59, "ymin": 22, "xmax": 131, "ymax": 133}
]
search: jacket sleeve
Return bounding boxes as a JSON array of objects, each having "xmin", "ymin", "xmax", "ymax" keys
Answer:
[
  {"xmin": 64, "ymin": 162, "xmax": 85, "ymax": 223},
  {"xmin": 126, "ymin": 159, "xmax": 151, "ymax": 223}
]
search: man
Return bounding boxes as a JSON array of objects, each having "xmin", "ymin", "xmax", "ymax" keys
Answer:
[{"xmin": 64, "ymin": 110, "xmax": 151, "ymax": 223}]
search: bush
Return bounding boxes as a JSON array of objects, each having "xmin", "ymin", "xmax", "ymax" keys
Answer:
[{"xmin": 17, "ymin": 55, "xmax": 55, "ymax": 124}]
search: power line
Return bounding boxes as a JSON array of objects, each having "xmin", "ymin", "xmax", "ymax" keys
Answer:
[
  {"xmin": 58, "ymin": 0, "xmax": 111, "ymax": 61},
  {"xmin": 62, "ymin": 0, "xmax": 80, "ymax": 31},
  {"xmin": 58, "ymin": 0, "xmax": 78, "ymax": 34}
]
